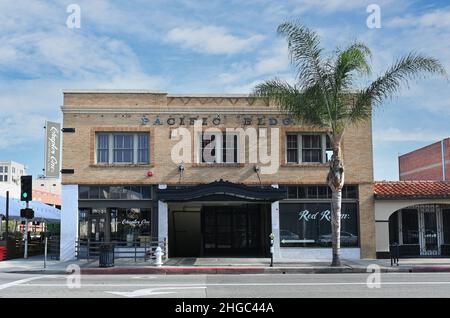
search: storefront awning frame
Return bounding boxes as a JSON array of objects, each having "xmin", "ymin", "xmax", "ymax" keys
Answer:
[{"xmin": 156, "ymin": 179, "xmax": 286, "ymax": 203}]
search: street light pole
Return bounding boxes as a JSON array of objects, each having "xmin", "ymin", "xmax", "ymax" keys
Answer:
[
  {"xmin": 24, "ymin": 201, "xmax": 29, "ymax": 259},
  {"xmin": 5, "ymin": 191, "xmax": 9, "ymax": 243}
]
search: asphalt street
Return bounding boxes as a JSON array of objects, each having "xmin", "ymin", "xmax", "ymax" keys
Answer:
[{"xmin": 1, "ymin": 272, "xmax": 450, "ymax": 298}]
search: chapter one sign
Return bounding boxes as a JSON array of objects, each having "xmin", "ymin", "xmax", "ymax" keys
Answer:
[{"xmin": 45, "ymin": 121, "xmax": 61, "ymax": 178}]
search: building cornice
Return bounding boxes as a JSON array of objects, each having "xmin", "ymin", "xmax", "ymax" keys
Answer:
[{"xmin": 60, "ymin": 106, "xmax": 284, "ymax": 115}]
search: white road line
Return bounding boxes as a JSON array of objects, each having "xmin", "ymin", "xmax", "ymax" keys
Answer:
[
  {"xmin": 0, "ymin": 276, "xmax": 52, "ymax": 291},
  {"xmin": 13, "ymin": 281, "xmax": 450, "ymax": 287},
  {"xmin": 106, "ymin": 286, "xmax": 207, "ymax": 297}
]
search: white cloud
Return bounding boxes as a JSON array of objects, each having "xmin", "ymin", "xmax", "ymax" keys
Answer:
[
  {"xmin": 387, "ymin": 9, "xmax": 450, "ymax": 29},
  {"xmin": 290, "ymin": 0, "xmax": 399, "ymax": 14},
  {"xmin": 0, "ymin": 112, "xmax": 49, "ymax": 149},
  {"xmin": 374, "ymin": 127, "xmax": 448, "ymax": 143},
  {"xmin": 0, "ymin": 1, "xmax": 167, "ymax": 151},
  {"xmin": 218, "ymin": 42, "xmax": 290, "ymax": 84},
  {"xmin": 166, "ymin": 25, "xmax": 265, "ymax": 54}
]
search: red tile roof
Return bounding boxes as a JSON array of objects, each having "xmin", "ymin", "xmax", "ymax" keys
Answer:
[{"xmin": 374, "ymin": 181, "xmax": 450, "ymax": 200}]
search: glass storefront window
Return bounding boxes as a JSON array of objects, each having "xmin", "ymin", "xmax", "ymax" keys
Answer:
[
  {"xmin": 78, "ymin": 209, "xmax": 90, "ymax": 239},
  {"xmin": 78, "ymin": 208, "xmax": 151, "ymax": 242},
  {"xmin": 78, "ymin": 186, "xmax": 152, "ymax": 200},
  {"xmin": 115, "ymin": 208, "xmax": 151, "ymax": 242},
  {"xmin": 283, "ymin": 185, "xmax": 357, "ymax": 200},
  {"xmin": 89, "ymin": 187, "xmax": 100, "ymax": 199},
  {"xmin": 442, "ymin": 209, "xmax": 450, "ymax": 244},
  {"xmin": 287, "ymin": 187, "xmax": 297, "ymax": 199},
  {"xmin": 279, "ymin": 202, "xmax": 359, "ymax": 247},
  {"xmin": 79, "ymin": 186, "xmax": 89, "ymax": 199}
]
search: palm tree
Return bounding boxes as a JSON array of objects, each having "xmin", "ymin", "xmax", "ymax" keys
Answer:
[{"xmin": 253, "ymin": 21, "xmax": 447, "ymax": 266}]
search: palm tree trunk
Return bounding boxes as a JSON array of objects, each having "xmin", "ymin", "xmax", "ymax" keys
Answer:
[
  {"xmin": 327, "ymin": 134, "xmax": 345, "ymax": 267},
  {"xmin": 330, "ymin": 185, "xmax": 342, "ymax": 266}
]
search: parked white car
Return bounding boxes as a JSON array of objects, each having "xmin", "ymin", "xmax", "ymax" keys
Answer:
[{"xmin": 318, "ymin": 231, "xmax": 358, "ymax": 246}]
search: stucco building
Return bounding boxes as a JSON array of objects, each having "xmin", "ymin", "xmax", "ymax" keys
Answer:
[
  {"xmin": 60, "ymin": 90, "xmax": 375, "ymax": 261},
  {"xmin": 0, "ymin": 161, "xmax": 26, "ymax": 199},
  {"xmin": 375, "ymin": 139, "xmax": 450, "ymax": 258}
]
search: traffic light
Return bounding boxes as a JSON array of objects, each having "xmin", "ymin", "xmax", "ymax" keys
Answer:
[
  {"xmin": 20, "ymin": 208, "xmax": 34, "ymax": 219},
  {"xmin": 20, "ymin": 175, "xmax": 32, "ymax": 202}
]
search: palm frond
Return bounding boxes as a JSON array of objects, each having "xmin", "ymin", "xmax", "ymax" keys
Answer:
[
  {"xmin": 253, "ymin": 79, "xmax": 329, "ymax": 127},
  {"xmin": 277, "ymin": 20, "xmax": 334, "ymax": 126},
  {"xmin": 354, "ymin": 52, "xmax": 447, "ymax": 113},
  {"xmin": 333, "ymin": 42, "xmax": 372, "ymax": 91}
]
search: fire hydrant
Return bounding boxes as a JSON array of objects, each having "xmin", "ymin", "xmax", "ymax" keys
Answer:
[{"xmin": 155, "ymin": 246, "xmax": 164, "ymax": 267}]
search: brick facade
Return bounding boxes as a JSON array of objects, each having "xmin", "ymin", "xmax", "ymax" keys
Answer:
[
  {"xmin": 61, "ymin": 90, "xmax": 376, "ymax": 258},
  {"xmin": 399, "ymin": 138, "xmax": 450, "ymax": 181}
]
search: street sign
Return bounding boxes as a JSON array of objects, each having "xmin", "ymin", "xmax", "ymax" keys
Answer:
[{"xmin": 45, "ymin": 121, "xmax": 61, "ymax": 178}]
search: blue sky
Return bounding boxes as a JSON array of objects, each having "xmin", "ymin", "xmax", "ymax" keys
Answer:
[{"xmin": 0, "ymin": 0, "xmax": 449, "ymax": 180}]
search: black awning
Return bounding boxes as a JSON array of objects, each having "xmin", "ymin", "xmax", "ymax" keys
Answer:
[{"xmin": 156, "ymin": 179, "xmax": 286, "ymax": 203}]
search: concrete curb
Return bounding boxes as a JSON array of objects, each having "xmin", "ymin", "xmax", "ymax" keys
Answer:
[{"xmin": 5, "ymin": 265, "xmax": 450, "ymax": 275}]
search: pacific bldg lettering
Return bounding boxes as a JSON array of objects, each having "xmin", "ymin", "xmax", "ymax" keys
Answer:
[{"xmin": 140, "ymin": 115, "xmax": 296, "ymax": 126}]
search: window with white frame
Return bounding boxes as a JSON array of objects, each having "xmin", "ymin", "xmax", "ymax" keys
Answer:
[
  {"xmin": 0, "ymin": 166, "xmax": 7, "ymax": 182},
  {"xmin": 286, "ymin": 133, "xmax": 332, "ymax": 164},
  {"xmin": 199, "ymin": 132, "xmax": 239, "ymax": 164},
  {"xmin": 96, "ymin": 133, "xmax": 150, "ymax": 165}
]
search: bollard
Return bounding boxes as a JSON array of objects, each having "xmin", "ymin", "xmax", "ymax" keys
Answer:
[{"xmin": 155, "ymin": 246, "xmax": 164, "ymax": 267}]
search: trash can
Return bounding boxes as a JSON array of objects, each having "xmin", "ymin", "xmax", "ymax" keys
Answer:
[
  {"xmin": 99, "ymin": 243, "xmax": 114, "ymax": 268},
  {"xmin": 0, "ymin": 246, "xmax": 6, "ymax": 262}
]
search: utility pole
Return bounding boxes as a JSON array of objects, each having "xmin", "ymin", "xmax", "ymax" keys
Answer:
[
  {"xmin": 20, "ymin": 176, "xmax": 33, "ymax": 259},
  {"xmin": 5, "ymin": 191, "xmax": 9, "ymax": 243},
  {"xmin": 24, "ymin": 201, "xmax": 29, "ymax": 259}
]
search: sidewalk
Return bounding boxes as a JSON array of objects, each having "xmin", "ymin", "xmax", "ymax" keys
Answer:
[{"xmin": 2, "ymin": 256, "xmax": 450, "ymax": 275}]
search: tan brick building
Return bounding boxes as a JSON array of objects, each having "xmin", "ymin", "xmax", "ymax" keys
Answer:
[{"xmin": 60, "ymin": 90, "xmax": 375, "ymax": 260}]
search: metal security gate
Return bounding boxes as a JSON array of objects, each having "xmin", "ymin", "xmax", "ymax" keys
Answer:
[
  {"xmin": 419, "ymin": 205, "xmax": 442, "ymax": 256},
  {"xmin": 201, "ymin": 205, "xmax": 265, "ymax": 256}
]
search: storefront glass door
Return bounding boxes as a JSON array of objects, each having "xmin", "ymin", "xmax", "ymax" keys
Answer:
[
  {"xmin": 89, "ymin": 215, "xmax": 105, "ymax": 241},
  {"xmin": 422, "ymin": 212, "xmax": 438, "ymax": 255},
  {"xmin": 89, "ymin": 210, "xmax": 110, "ymax": 242}
]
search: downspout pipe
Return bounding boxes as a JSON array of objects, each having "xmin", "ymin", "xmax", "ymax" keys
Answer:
[{"xmin": 441, "ymin": 139, "xmax": 447, "ymax": 181}]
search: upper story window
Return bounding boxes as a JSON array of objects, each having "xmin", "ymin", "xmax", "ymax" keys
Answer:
[
  {"xmin": 96, "ymin": 133, "xmax": 150, "ymax": 165},
  {"xmin": 113, "ymin": 135, "xmax": 134, "ymax": 163},
  {"xmin": 0, "ymin": 166, "xmax": 8, "ymax": 182},
  {"xmin": 286, "ymin": 133, "xmax": 332, "ymax": 164},
  {"xmin": 199, "ymin": 132, "xmax": 239, "ymax": 164}
]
